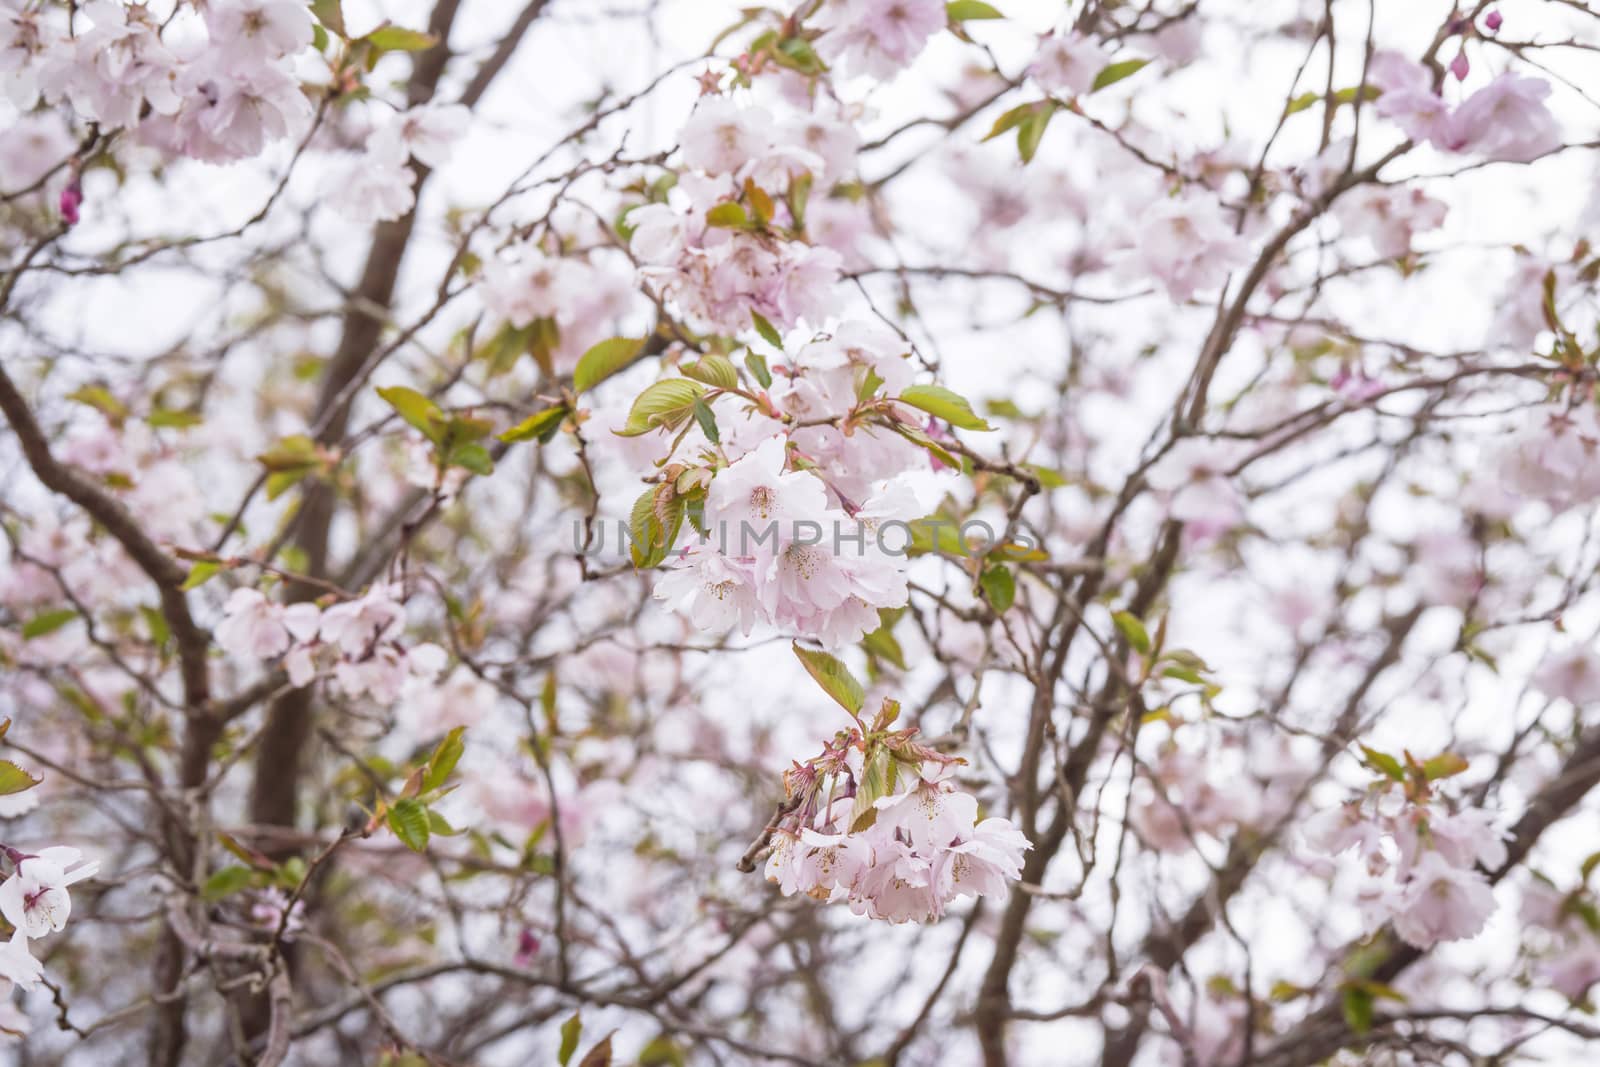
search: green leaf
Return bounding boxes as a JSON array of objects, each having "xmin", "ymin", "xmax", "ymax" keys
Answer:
[
  {"xmin": 140, "ymin": 605, "xmax": 171, "ymax": 647},
  {"xmin": 310, "ymin": 0, "xmax": 347, "ymax": 36},
  {"xmin": 1341, "ymin": 985, "xmax": 1374, "ymax": 1034},
  {"xmin": 1421, "ymin": 752, "xmax": 1469, "ymax": 780},
  {"xmin": 792, "ymin": 644, "xmax": 865, "ymax": 716},
  {"xmin": 423, "ymin": 726, "xmax": 466, "ymax": 793},
  {"xmin": 201, "ymin": 865, "xmax": 254, "ymax": 902},
  {"xmin": 1025, "ymin": 463, "xmax": 1067, "ymax": 489},
  {"xmin": 558, "ymin": 1013, "xmax": 583, "ymax": 1066},
  {"xmin": 1112, "ymin": 611, "xmax": 1151, "ymax": 655},
  {"xmin": 981, "ymin": 101, "xmax": 1036, "ymax": 142},
  {"xmin": 890, "ymin": 423, "xmax": 959, "ymax": 468},
  {"xmin": 692, "ymin": 398, "xmax": 721, "ymax": 444},
  {"xmin": 257, "ymin": 433, "xmax": 319, "ymax": 471},
  {"xmin": 772, "ymin": 36, "xmax": 826, "ymax": 75},
  {"xmin": 366, "ymin": 25, "xmax": 437, "ymax": 52},
  {"xmin": 897, "ymin": 385, "xmax": 993, "ymax": 431},
  {"xmin": 181, "ymin": 560, "xmax": 222, "ymax": 591},
  {"xmin": 1285, "ymin": 91, "xmax": 1320, "ymax": 115},
  {"xmin": 682, "ymin": 353, "xmax": 739, "ymax": 390},
  {"xmin": 861, "ymin": 615, "xmax": 907, "ymax": 671},
  {"xmin": 0, "ymin": 760, "xmax": 41, "ymax": 796},
  {"xmin": 426, "ymin": 809, "xmax": 461, "ymax": 836},
  {"xmin": 616, "ymin": 379, "xmax": 706, "ymax": 437},
  {"xmin": 628, "ymin": 487, "xmax": 684, "ymax": 569},
  {"xmin": 750, "ymin": 311, "xmax": 784, "ymax": 349},
  {"xmin": 387, "ymin": 798, "xmax": 431, "ymax": 852},
  {"xmin": 744, "ymin": 351, "xmax": 772, "ymax": 388},
  {"xmin": 21, "ymin": 608, "xmax": 77, "ymax": 640},
  {"xmin": 1091, "ymin": 58, "xmax": 1150, "ymax": 92},
  {"xmin": 705, "ymin": 202, "xmax": 748, "ymax": 228},
  {"xmin": 979, "ymin": 565, "xmax": 1016, "ymax": 612},
  {"xmin": 947, "ymin": 0, "xmax": 1004, "ymax": 19},
  {"xmin": 1017, "ymin": 101, "xmax": 1058, "ymax": 163},
  {"xmin": 851, "ymin": 743, "xmax": 896, "ymax": 829},
  {"xmin": 446, "ymin": 442, "xmax": 494, "ymax": 476},
  {"xmin": 66, "ymin": 385, "xmax": 127, "ymax": 425},
  {"xmin": 147, "ymin": 408, "xmax": 203, "ymax": 429},
  {"xmin": 265, "ymin": 468, "xmax": 310, "ymax": 500},
  {"xmin": 1359, "ymin": 745, "xmax": 1405, "ymax": 783},
  {"xmin": 637, "ymin": 1034, "xmax": 687, "ymax": 1067},
  {"xmin": 499, "ymin": 404, "xmax": 568, "ymax": 444},
  {"xmin": 573, "ymin": 337, "xmax": 647, "ymax": 395},
  {"xmin": 377, "ymin": 386, "xmax": 446, "ymax": 445}
]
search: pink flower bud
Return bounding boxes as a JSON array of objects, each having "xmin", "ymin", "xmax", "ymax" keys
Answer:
[
  {"xmin": 1449, "ymin": 51, "xmax": 1470, "ymax": 81},
  {"xmin": 1485, "ymin": 11, "xmax": 1503, "ymax": 31},
  {"xmin": 513, "ymin": 928, "xmax": 540, "ymax": 966},
  {"xmin": 59, "ymin": 180, "xmax": 83, "ymax": 226}
]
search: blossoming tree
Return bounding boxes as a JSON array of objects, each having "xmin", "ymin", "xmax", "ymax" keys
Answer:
[{"xmin": 2, "ymin": 0, "xmax": 1599, "ymax": 1063}]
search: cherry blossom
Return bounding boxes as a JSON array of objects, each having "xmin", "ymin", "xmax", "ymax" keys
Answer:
[
  {"xmin": 1028, "ymin": 31, "xmax": 1111, "ymax": 96},
  {"xmin": 1389, "ymin": 850, "xmax": 1497, "ymax": 948},
  {"xmin": 0, "ymin": 846, "xmax": 98, "ymax": 940},
  {"xmin": 814, "ymin": 0, "xmax": 946, "ymax": 80}
]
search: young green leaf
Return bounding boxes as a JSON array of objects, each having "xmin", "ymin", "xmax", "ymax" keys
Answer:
[
  {"xmin": 558, "ymin": 1014, "xmax": 583, "ymax": 1066},
  {"xmin": 1111, "ymin": 610, "xmax": 1151, "ymax": 655},
  {"xmin": 616, "ymin": 379, "xmax": 706, "ymax": 437},
  {"xmin": 377, "ymin": 385, "xmax": 446, "ymax": 445},
  {"xmin": 181, "ymin": 560, "xmax": 223, "ymax": 591},
  {"xmin": 1091, "ymin": 58, "xmax": 1151, "ymax": 92},
  {"xmin": 792, "ymin": 644, "xmax": 865, "ymax": 715},
  {"xmin": 692, "ymin": 397, "xmax": 721, "ymax": 444},
  {"xmin": 1359, "ymin": 745, "xmax": 1405, "ymax": 782},
  {"xmin": 705, "ymin": 202, "xmax": 748, "ymax": 228},
  {"xmin": 387, "ymin": 798, "xmax": 431, "ymax": 852},
  {"xmin": 499, "ymin": 404, "xmax": 568, "ymax": 444},
  {"xmin": 0, "ymin": 760, "xmax": 41, "ymax": 796},
  {"xmin": 682, "ymin": 354, "xmax": 739, "ymax": 390},
  {"xmin": 573, "ymin": 337, "xmax": 647, "ymax": 395},
  {"xmin": 947, "ymin": 0, "xmax": 1004, "ymax": 19},
  {"xmin": 979, "ymin": 565, "xmax": 1016, "ymax": 612},
  {"xmin": 366, "ymin": 25, "xmax": 437, "ymax": 52},
  {"xmin": 422, "ymin": 726, "xmax": 466, "ymax": 793},
  {"xmin": 1016, "ymin": 101, "xmax": 1059, "ymax": 163},
  {"xmin": 446, "ymin": 442, "xmax": 494, "ymax": 476},
  {"xmin": 744, "ymin": 350, "xmax": 773, "ymax": 388},
  {"xmin": 750, "ymin": 311, "xmax": 784, "ymax": 349},
  {"xmin": 201, "ymin": 865, "xmax": 254, "ymax": 902},
  {"xmin": 21, "ymin": 609, "xmax": 77, "ymax": 640},
  {"xmin": 897, "ymin": 385, "xmax": 994, "ymax": 431}
]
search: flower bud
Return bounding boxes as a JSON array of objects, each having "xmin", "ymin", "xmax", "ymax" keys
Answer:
[{"xmin": 59, "ymin": 180, "xmax": 83, "ymax": 226}]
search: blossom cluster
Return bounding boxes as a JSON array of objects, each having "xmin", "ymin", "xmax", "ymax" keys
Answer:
[
  {"xmin": 1372, "ymin": 49, "xmax": 1562, "ymax": 163},
  {"xmin": 628, "ymin": 95, "xmax": 851, "ymax": 335},
  {"xmin": 1304, "ymin": 759, "xmax": 1507, "ymax": 949},
  {"xmin": 0, "ymin": 841, "xmax": 98, "ymax": 1026},
  {"xmin": 763, "ymin": 715, "xmax": 1030, "ymax": 923},
  {"xmin": 217, "ymin": 582, "xmax": 446, "ymax": 703},
  {"xmin": 1130, "ymin": 735, "xmax": 1315, "ymax": 852},
  {"xmin": 474, "ymin": 243, "xmax": 640, "ymax": 372},
  {"xmin": 1521, "ymin": 876, "xmax": 1600, "ymax": 1002},
  {"xmin": 655, "ymin": 418, "xmax": 925, "ymax": 650},
  {"xmin": 1, "ymin": 0, "xmax": 316, "ymax": 176},
  {"xmin": 321, "ymin": 103, "xmax": 470, "ymax": 224}
]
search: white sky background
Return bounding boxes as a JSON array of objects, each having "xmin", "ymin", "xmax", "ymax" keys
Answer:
[{"xmin": 6, "ymin": 0, "xmax": 1600, "ymax": 1063}]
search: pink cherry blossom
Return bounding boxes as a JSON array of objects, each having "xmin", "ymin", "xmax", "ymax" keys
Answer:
[
  {"xmin": 1028, "ymin": 32, "xmax": 1111, "ymax": 96},
  {"xmin": 815, "ymin": 0, "xmax": 946, "ymax": 80}
]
